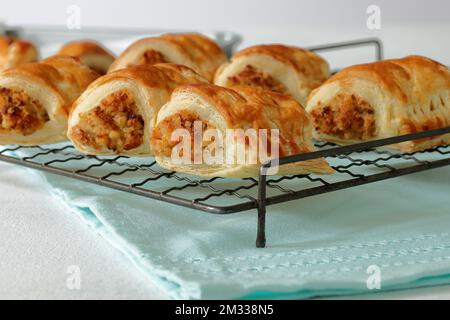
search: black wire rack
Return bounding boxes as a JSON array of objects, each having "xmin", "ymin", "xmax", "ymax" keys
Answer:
[{"xmin": 1, "ymin": 37, "xmax": 449, "ymax": 248}]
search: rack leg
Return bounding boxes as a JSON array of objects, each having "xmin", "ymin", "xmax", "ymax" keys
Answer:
[{"xmin": 256, "ymin": 205, "xmax": 266, "ymax": 248}]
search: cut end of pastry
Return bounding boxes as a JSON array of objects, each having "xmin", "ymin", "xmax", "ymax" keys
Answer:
[
  {"xmin": 58, "ymin": 40, "xmax": 116, "ymax": 75},
  {"xmin": 152, "ymin": 110, "xmax": 216, "ymax": 161},
  {"xmin": 68, "ymin": 63, "xmax": 207, "ymax": 156},
  {"xmin": 137, "ymin": 49, "xmax": 167, "ymax": 66},
  {"xmin": 225, "ymin": 65, "xmax": 289, "ymax": 95},
  {"xmin": 69, "ymin": 89, "xmax": 145, "ymax": 154},
  {"xmin": 152, "ymin": 83, "xmax": 333, "ymax": 178},
  {"xmin": 309, "ymin": 93, "xmax": 376, "ymax": 141},
  {"xmin": 214, "ymin": 44, "xmax": 330, "ymax": 106},
  {"xmin": 108, "ymin": 33, "xmax": 227, "ymax": 81},
  {"xmin": 0, "ymin": 87, "xmax": 49, "ymax": 136},
  {"xmin": 306, "ymin": 55, "xmax": 450, "ymax": 152}
]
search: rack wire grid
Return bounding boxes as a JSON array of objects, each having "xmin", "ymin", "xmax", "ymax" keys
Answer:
[{"xmin": 1, "ymin": 37, "xmax": 449, "ymax": 248}]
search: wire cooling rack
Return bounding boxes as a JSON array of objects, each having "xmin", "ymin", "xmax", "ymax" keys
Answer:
[
  {"xmin": 0, "ymin": 127, "xmax": 449, "ymax": 248},
  {"xmin": 0, "ymin": 36, "xmax": 448, "ymax": 247}
]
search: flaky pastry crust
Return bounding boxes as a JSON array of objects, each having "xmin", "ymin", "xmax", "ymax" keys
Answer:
[
  {"xmin": 108, "ymin": 33, "xmax": 227, "ymax": 82},
  {"xmin": 152, "ymin": 84, "xmax": 333, "ymax": 177},
  {"xmin": 0, "ymin": 55, "xmax": 99, "ymax": 145},
  {"xmin": 306, "ymin": 55, "xmax": 450, "ymax": 152},
  {"xmin": 58, "ymin": 40, "xmax": 115, "ymax": 74},
  {"xmin": 68, "ymin": 63, "xmax": 207, "ymax": 156},
  {"xmin": 214, "ymin": 44, "xmax": 330, "ymax": 106}
]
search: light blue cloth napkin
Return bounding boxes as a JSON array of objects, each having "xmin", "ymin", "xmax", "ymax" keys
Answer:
[{"xmin": 11, "ymin": 146, "xmax": 450, "ymax": 299}]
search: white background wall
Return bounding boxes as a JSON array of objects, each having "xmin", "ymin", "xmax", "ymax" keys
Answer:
[{"xmin": 2, "ymin": 0, "xmax": 449, "ymax": 29}]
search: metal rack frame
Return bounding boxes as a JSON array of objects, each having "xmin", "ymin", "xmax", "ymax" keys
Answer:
[
  {"xmin": 0, "ymin": 36, "xmax": 449, "ymax": 247},
  {"xmin": 1, "ymin": 24, "xmax": 243, "ymax": 58}
]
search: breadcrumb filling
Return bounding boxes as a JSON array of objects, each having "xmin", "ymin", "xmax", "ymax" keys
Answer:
[
  {"xmin": 310, "ymin": 94, "xmax": 376, "ymax": 140},
  {"xmin": 138, "ymin": 49, "xmax": 167, "ymax": 65},
  {"xmin": 71, "ymin": 90, "xmax": 144, "ymax": 152},
  {"xmin": 227, "ymin": 65, "xmax": 287, "ymax": 94},
  {"xmin": 0, "ymin": 87, "xmax": 49, "ymax": 135},
  {"xmin": 152, "ymin": 110, "xmax": 215, "ymax": 160}
]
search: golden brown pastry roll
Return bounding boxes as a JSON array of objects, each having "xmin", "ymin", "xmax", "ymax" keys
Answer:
[
  {"xmin": 108, "ymin": 33, "xmax": 227, "ymax": 81},
  {"xmin": 67, "ymin": 63, "xmax": 207, "ymax": 156},
  {"xmin": 151, "ymin": 84, "xmax": 333, "ymax": 178},
  {"xmin": 58, "ymin": 40, "xmax": 115, "ymax": 75},
  {"xmin": 306, "ymin": 55, "xmax": 450, "ymax": 152},
  {"xmin": 214, "ymin": 44, "xmax": 330, "ymax": 106},
  {"xmin": 0, "ymin": 36, "xmax": 38, "ymax": 71},
  {"xmin": 0, "ymin": 55, "xmax": 99, "ymax": 145}
]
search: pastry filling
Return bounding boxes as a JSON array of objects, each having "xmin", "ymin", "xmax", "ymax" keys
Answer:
[
  {"xmin": 152, "ymin": 110, "xmax": 216, "ymax": 160},
  {"xmin": 310, "ymin": 94, "xmax": 376, "ymax": 140},
  {"xmin": 227, "ymin": 65, "xmax": 288, "ymax": 94},
  {"xmin": 71, "ymin": 90, "xmax": 144, "ymax": 152},
  {"xmin": 0, "ymin": 87, "xmax": 49, "ymax": 135},
  {"xmin": 139, "ymin": 49, "xmax": 167, "ymax": 65}
]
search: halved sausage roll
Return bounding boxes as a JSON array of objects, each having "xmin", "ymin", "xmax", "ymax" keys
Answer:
[
  {"xmin": 108, "ymin": 33, "xmax": 227, "ymax": 82},
  {"xmin": 58, "ymin": 40, "xmax": 115, "ymax": 74},
  {"xmin": 0, "ymin": 36, "xmax": 39, "ymax": 71},
  {"xmin": 151, "ymin": 84, "xmax": 333, "ymax": 178},
  {"xmin": 214, "ymin": 44, "xmax": 330, "ymax": 106},
  {"xmin": 306, "ymin": 55, "xmax": 450, "ymax": 152},
  {"xmin": 0, "ymin": 55, "xmax": 99, "ymax": 145},
  {"xmin": 68, "ymin": 63, "xmax": 207, "ymax": 156}
]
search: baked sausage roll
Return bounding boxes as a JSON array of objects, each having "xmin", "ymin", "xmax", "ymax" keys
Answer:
[
  {"xmin": 58, "ymin": 40, "xmax": 115, "ymax": 75},
  {"xmin": 0, "ymin": 55, "xmax": 99, "ymax": 145},
  {"xmin": 306, "ymin": 55, "xmax": 450, "ymax": 152},
  {"xmin": 151, "ymin": 84, "xmax": 333, "ymax": 178},
  {"xmin": 0, "ymin": 36, "xmax": 38, "ymax": 71},
  {"xmin": 68, "ymin": 63, "xmax": 207, "ymax": 156},
  {"xmin": 108, "ymin": 33, "xmax": 227, "ymax": 81},
  {"xmin": 214, "ymin": 44, "xmax": 330, "ymax": 106}
]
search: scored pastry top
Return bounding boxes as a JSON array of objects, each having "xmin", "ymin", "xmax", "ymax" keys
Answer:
[
  {"xmin": 0, "ymin": 36, "xmax": 39, "ymax": 71},
  {"xmin": 58, "ymin": 40, "xmax": 116, "ymax": 74},
  {"xmin": 108, "ymin": 33, "xmax": 227, "ymax": 82}
]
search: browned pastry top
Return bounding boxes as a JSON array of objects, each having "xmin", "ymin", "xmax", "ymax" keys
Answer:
[
  {"xmin": 235, "ymin": 44, "xmax": 329, "ymax": 82},
  {"xmin": 0, "ymin": 36, "xmax": 38, "ymax": 69},
  {"xmin": 58, "ymin": 40, "xmax": 115, "ymax": 58},
  {"xmin": 169, "ymin": 84, "xmax": 313, "ymax": 156},
  {"xmin": 87, "ymin": 63, "xmax": 207, "ymax": 93},
  {"xmin": 315, "ymin": 55, "xmax": 450, "ymax": 104}
]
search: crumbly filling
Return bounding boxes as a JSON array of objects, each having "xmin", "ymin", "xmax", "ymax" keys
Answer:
[
  {"xmin": 71, "ymin": 90, "xmax": 144, "ymax": 152},
  {"xmin": 310, "ymin": 94, "xmax": 376, "ymax": 140},
  {"xmin": 0, "ymin": 87, "xmax": 49, "ymax": 135},
  {"xmin": 227, "ymin": 65, "xmax": 288, "ymax": 94},
  {"xmin": 152, "ymin": 111, "xmax": 215, "ymax": 160},
  {"xmin": 138, "ymin": 49, "xmax": 167, "ymax": 65}
]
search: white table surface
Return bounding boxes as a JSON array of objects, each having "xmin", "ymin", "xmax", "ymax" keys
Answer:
[{"xmin": 1, "ymin": 25, "xmax": 450, "ymax": 300}]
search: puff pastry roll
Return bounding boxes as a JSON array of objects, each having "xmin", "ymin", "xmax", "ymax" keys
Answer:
[
  {"xmin": 68, "ymin": 63, "xmax": 207, "ymax": 156},
  {"xmin": 108, "ymin": 33, "xmax": 227, "ymax": 81},
  {"xmin": 306, "ymin": 55, "xmax": 450, "ymax": 152},
  {"xmin": 151, "ymin": 84, "xmax": 333, "ymax": 178},
  {"xmin": 58, "ymin": 40, "xmax": 115, "ymax": 75},
  {"xmin": 0, "ymin": 36, "xmax": 38, "ymax": 71},
  {"xmin": 214, "ymin": 44, "xmax": 330, "ymax": 106},
  {"xmin": 0, "ymin": 55, "xmax": 99, "ymax": 145}
]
